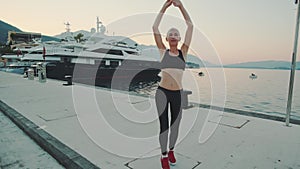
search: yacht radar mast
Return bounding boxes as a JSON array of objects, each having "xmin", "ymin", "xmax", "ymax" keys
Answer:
[
  {"xmin": 96, "ymin": 17, "xmax": 106, "ymax": 34},
  {"xmin": 96, "ymin": 17, "xmax": 102, "ymax": 33},
  {"xmin": 64, "ymin": 22, "xmax": 71, "ymax": 33}
]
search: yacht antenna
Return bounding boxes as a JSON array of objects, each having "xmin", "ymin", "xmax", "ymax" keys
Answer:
[
  {"xmin": 96, "ymin": 17, "xmax": 102, "ymax": 33},
  {"xmin": 64, "ymin": 22, "xmax": 71, "ymax": 33}
]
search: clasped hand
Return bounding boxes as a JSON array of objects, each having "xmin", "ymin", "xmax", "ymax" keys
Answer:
[{"xmin": 165, "ymin": 0, "xmax": 182, "ymax": 8}]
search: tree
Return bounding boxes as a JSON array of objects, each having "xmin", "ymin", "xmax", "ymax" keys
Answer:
[
  {"xmin": 74, "ymin": 33, "xmax": 84, "ymax": 43},
  {"xmin": 0, "ymin": 45, "xmax": 13, "ymax": 55}
]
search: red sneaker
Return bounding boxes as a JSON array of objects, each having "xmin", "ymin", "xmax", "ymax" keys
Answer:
[
  {"xmin": 168, "ymin": 150, "xmax": 176, "ymax": 165},
  {"xmin": 161, "ymin": 157, "xmax": 170, "ymax": 169}
]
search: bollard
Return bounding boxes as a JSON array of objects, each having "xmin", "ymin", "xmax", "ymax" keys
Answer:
[
  {"xmin": 28, "ymin": 68, "xmax": 34, "ymax": 80},
  {"xmin": 23, "ymin": 68, "xmax": 28, "ymax": 78},
  {"xmin": 37, "ymin": 62, "xmax": 47, "ymax": 83},
  {"xmin": 182, "ymin": 90, "xmax": 193, "ymax": 109},
  {"xmin": 63, "ymin": 75, "xmax": 73, "ymax": 86}
]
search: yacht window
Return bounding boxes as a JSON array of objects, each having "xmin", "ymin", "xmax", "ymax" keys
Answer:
[
  {"xmin": 124, "ymin": 51, "xmax": 139, "ymax": 55},
  {"xmin": 110, "ymin": 60, "xmax": 120, "ymax": 68},
  {"xmin": 31, "ymin": 51, "xmax": 43, "ymax": 54},
  {"xmin": 91, "ymin": 48, "xmax": 123, "ymax": 56}
]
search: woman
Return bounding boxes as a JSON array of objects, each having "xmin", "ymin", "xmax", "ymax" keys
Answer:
[{"xmin": 152, "ymin": 0, "xmax": 193, "ymax": 168}]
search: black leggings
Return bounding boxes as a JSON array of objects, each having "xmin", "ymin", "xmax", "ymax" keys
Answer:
[{"xmin": 155, "ymin": 86, "xmax": 183, "ymax": 154}]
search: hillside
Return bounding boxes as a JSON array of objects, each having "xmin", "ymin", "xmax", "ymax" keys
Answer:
[
  {"xmin": 224, "ymin": 60, "xmax": 300, "ymax": 70},
  {"xmin": 0, "ymin": 20, "xmax": 22, "ymax": 44},
  {"xmin": 0, "ymin": 20, "xmax": 59, "ymax": 44}
]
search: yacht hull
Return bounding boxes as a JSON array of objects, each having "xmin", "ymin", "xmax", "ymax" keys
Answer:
[{"xmin": 46, "ymin": 60, "xmax": 160, "ymax": 88}]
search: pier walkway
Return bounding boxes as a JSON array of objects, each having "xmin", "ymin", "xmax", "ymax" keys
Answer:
[{"xmin": 0, "ymin": 71, "xmax": 299, "ymax": 169}]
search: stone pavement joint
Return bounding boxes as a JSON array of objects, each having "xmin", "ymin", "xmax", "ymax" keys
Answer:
[{"xmin": 193, "ymin": 103, "xmax": 300, "ymax": 125}]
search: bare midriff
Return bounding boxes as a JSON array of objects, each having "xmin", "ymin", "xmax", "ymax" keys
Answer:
[{"xmin": 159, "ymin": 68, "xmax": 184, "ymax": 91}]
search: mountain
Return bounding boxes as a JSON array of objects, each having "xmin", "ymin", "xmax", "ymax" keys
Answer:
[
  {"xmin": 41, "ymin": 35, "xmax": 60, "ymax": 42},
  {"xmin": 0, "ymin": 20, "xmax": 59, "ymax": 44},
  {"xmin": 224, "ymin": 60, "xmax": 300, "ymax": 70},
  {"xmin": 186, "ymin": 54, "xmax": 218, "ymax": 68},
  {"xmin": 0, "ymin": 20, "xmax": 22, "ymax": 44}
]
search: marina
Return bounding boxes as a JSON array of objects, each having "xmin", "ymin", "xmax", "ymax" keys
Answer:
[
  {"xmin": 1, "ymin": 1, "xmax": 300, "ymax": 168},
  {"xmin": 0, "ymin": 71, "xmax": 299, "ymax": 169},
  {"xmin": 0, "ymin": 20, "xmax": 162, "ymax": 89}
]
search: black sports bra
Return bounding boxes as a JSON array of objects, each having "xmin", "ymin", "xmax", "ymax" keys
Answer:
[{"xmin": 160, "ymin": 49, "xmax": 185, "ymax": 70}]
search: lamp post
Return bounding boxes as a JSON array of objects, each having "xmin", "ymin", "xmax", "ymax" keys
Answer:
[{"xmin": 286, "ymin": 0, "xmax": 300, "ymax": 126}]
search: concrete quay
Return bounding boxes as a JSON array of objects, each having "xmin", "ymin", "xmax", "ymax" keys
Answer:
[
  {"xmin": 0, "ymin": 71, "xmax": 300, "ymax": 169},
  {"xmin": 0, "ymin": 109, "xmax": 64, "ymax": 169}
]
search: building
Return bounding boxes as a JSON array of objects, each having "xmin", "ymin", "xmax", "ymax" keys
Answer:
[{"xmin": 7, "ymin": 31, "xmax": 41, "ymax": 45}]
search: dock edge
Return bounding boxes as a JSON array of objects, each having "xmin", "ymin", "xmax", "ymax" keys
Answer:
[{"xmin": 0, "ymin": 100, "xmax": 100, "ymax": 169}]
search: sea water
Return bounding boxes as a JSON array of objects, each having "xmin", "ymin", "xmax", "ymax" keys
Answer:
[
  {"xmin": 217, "ymin": 68, "xmax": 299, "ymax": 119},
  {"xmin": 132, "ymin": 68, "xmax": 300, "ymax": 120}
]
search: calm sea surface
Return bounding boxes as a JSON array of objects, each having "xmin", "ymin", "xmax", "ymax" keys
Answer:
[{"xmin": 132, "ymin": 68, "xmax": 300, "ymax": 120}]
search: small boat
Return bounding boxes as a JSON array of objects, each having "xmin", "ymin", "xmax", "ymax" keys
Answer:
[
  {"xmin": 198, "ymin": 71, "xmax": 204, "ymax": 77},
  {"xmin": 249, "ymin": 73, "xmax": 257, "ymax": 80}
]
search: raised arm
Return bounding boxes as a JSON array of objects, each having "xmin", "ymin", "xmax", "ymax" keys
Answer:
[
  {"xmin": 173, "ymin": 0, "xmax": 193, "ymax": 57},
  {"xmin": 152, "ymin": 0, "xmax": 173, "ymax": 56}
]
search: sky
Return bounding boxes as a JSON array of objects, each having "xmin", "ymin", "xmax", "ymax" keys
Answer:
[{"xmin": 0, "ymin": 0, "xmax": 299, "ymax": 64}]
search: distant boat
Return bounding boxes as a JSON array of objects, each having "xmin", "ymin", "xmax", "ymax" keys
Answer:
[
  {"xmin": 198, "ymin": 71, "xmax": 204, "ymax": 77},
  {"xmin": 249, "ymin": 73, "xmax": 257, "ymax": 80}
]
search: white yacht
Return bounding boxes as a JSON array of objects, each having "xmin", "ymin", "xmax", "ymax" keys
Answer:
[
  {"xmin": 44, "ymin": 36, "xmax": 161, "ymax": 87},
  {"xmin": 0, "ymin": 44, "xmax": 37, "ymax": 71}
]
